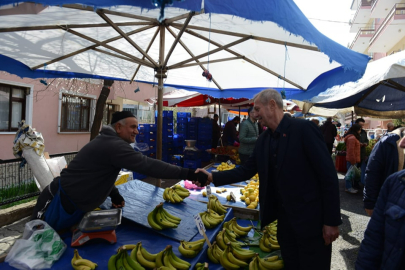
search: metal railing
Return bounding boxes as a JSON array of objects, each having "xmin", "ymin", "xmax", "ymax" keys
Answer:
[
  {"xmin": 370, "ymin": 3, "xmax": 405, "ymax": 46},
  {"xmin": 350, "ymin": 28, "xmax": 375, "ymax": 49},
  {"xmin": 350, "ymin": 0, "xmax": 372, "ymax": 26},
  {"xmin": 0, "ymin": 152, "xmax": 77, "ymax": 207}
]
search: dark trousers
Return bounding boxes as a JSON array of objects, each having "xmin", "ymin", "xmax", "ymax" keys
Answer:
[
  {"xmin": 239, "ymin": 153, "xmax": 250, "ymax": 165},
  {"xmin": 278, "ymin": 215, "xmax": 332, "ymax": 270},
  {"xmin": 325, "ymin": 143, "xmax": 333, "ymax": 155}
]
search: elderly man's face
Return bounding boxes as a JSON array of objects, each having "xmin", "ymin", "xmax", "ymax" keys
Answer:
[
  {"xmin": 116, "ymin": 117, "xmax": 139, "ymax": 143},
  {"xmin": 253, "ymin": 100, "xmax": 273, "ymax": 128}
]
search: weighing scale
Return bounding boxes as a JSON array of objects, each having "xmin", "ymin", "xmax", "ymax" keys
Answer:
[{"xmin": 71, "ymin": 208, "xmax": 122, "ymax": 247}]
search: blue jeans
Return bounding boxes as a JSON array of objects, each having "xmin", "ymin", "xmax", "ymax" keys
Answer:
[{"xmin": 346, "ymin": 162, "xmax": 354, "ymax": 190}]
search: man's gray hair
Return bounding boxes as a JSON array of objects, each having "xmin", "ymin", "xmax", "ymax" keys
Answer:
[{"xmin": 253, "ymin": 89, "xmax": 283, "ymax": 109}]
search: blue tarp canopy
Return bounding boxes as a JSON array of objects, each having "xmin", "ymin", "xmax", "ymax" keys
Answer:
[
  {"xmin": 0, "ymin": 0, "xmax": 369, "ymax": 93},
  {"xmin": 293, "ymin": 50, "xmax": 405, "ymax": 119}
]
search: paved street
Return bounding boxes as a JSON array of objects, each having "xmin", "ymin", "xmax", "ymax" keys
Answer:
[{"xmin": 0, "ymin": 173, "xmax": 370, "ymax": 269}]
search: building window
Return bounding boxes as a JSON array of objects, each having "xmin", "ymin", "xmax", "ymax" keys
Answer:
[
  {"xmin": 60, "ymin": 94, "xmax": 91, "ymax": 132},
  {"xmin": 0, "ymin": 84, "xmax": 27, "ymax": 132},
  {"xmin": 103, "ymin": 104, "xmax": 118, "ymax": 125}
]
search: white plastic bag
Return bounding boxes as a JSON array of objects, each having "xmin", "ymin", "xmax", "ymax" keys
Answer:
[{"xmin": 5, "ymin": 220, "xmax": 66, "ymax": 270}]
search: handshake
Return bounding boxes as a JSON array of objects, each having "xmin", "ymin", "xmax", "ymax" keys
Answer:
[{"xmin": 187, "ymin": 169, "xmax": 212, "ymax": 187}]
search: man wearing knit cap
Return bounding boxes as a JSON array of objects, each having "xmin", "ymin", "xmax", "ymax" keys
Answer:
[{"xmin": 31, "ymin": 110, "xmax": 208, "ymax": 232}]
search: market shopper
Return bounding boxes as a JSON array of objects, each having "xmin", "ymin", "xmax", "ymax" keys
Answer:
[
  {"xmin": 355, "ymin": 135, "xmax": 405, "ymax": 270},
  {"xmin": 196, "ymin": 89, "xmax": 341, "ymax": 270},
  {"xmin": 31, "ymin": 107, "xmax": 208, "ymax": 232},
  {"xmin": 320, "ymin": 117, "xmax": 337, "ymax": 155},
  {"xmin": 221, "ymin": 116, "xmax": 240, "ymax": 146},
  {"xmin": 344, "ymin": 124, "xmax": 362, "ymax": 194},
  {"xmin": 355, "ymin": 118, "xmax": 369, "ymax": 186},
  {"xmin": 211, "ymin": 114, "xmax": 221, "ymax": 149},
  {"xmin": 363, "ymin": 127, "xmax": 405, "ymax": 216},
  {"xmin": 238, "ymin": 107, "xmax": 259, "ymax": 165}
]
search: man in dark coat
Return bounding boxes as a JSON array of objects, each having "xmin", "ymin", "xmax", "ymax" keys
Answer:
[
  {"xmin": 320, "ymin": 117, "xmax": 337, "ymax": 155},
  {"xmin": 363, "ymin": 128, "xmax": 405, "ymax": 216},
  {"xmin": 221, "ymin": 116, "xmax": 240, "ymax": 146},
  {"xmin": 196, "ymin": 89, "xmax": 341, "ymax": 270}
]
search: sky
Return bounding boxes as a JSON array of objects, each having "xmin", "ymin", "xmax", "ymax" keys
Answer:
[{"xmin": 294, "ymin": 0, "xmax": 357, "ymax": 47}]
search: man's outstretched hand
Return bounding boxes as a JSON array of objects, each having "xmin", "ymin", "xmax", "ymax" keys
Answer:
[{"xmin": 193, "ymin": 169, "xmax": 213, "ymax": 187}]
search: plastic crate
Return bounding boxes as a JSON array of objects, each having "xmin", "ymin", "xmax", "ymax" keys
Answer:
[
  {"xmin": 165, "ymin": 122, "xmax": 174, "ymax": 129},
  {"xmin": 177, "ymin": 127, "xmax": 187, "ymax": 134},
  {"xmin": 177, "ymin": 112, "xmax": 191, "ymax": 118},
  {"xmin": 140, "ymin": 124, "xmax": 157, "ymax": 133},
  {"xmin": 136, "ymin": 134, "xmax": 148, "ymax": 143},
  {"xmin": 163, "ymin": 110, "xmax": 173, "ymax": 117},
  {"xmin": 177, "ymin": 117, "xmax": 189, "ymax": 124},
  {"xmin": 147, "ymin": 152, "xmax": 156, "ymax": 159},
  {"xmin": 184, "ymin": 150, "xmax": 201, "ymax": 160},
  {"xmin": 187, "ymin": 129, "xmax": 198, "ymax": 137},
  {"xmin": 187, "ymin": 134, "xmax": 198, "ymax": 140},
  {"xmin": 183, "ymin": 159, "xmax": 202, "ymax": 169},
  {"xmin": 162, "ymin": 134, "xmax": 174, "ymax": 142},
  {"xmin": 189, "ymin": 117, "xmax": 200, "ymax": 123},
  {"xmin": 163, "ymin": 129, "xmax": 174, "ymax": 136},
  {"xmin": 199, "ymin": 118, "xmax": 211, "ymax": 124}
]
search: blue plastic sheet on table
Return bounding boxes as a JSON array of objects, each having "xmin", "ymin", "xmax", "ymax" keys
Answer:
[
  {"xmin": 2, "ymin": 208, "xmax": 247, "ymax": 270},
  {"xmin": 99, "ymin": 180, "xmax": 208, "ymax": 242}
]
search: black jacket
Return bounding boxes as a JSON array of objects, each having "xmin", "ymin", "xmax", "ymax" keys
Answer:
[
  {"xmin": 320, "ymin": 121, "xmax": 337, "ymax": 144},
  {"xmin": 213, "ymin": 116, "xmax": 342, "ymax": 234},
  {"xmin": 60, "ymin": 126, "xmax": 189, "ymax": 212}
]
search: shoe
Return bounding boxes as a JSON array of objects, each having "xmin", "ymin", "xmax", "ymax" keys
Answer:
[{"xmin": 345, "ymin": 188, "xmax": 358, "ymax": 194}]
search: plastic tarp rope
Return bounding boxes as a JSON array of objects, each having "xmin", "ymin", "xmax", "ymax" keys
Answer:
[{"xmin": 100, "ymin": 180, "xmax": 208, "ymax": 242}]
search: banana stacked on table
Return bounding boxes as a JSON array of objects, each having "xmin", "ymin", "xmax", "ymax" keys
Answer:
[
  {"xmin": 108, "ymin": 243, "xmax": 191, "ymax": 270},
  {"xmin": 147, "ymin": 203, "xmax": 181, "ymax": 230},
  {"xmin": 249, "ymin": 254, "xmax": 284, "ymax": 270},
  {"xmin": 163, "ymin": 185, "xmax": 190, "ymax": 203},
  {"xmin": 259, "ymin": 220, "xmax": 280, "ymax": 253},
  {"xmin": 194, "ymin": 262, "xmax": 209, "ymax": 270},
  {"xmin": 178, "ymin": 238, "xmax": 206, "ymax": 258},
  {"xmin": 222, "ymin": 217, "xmax": 253, "ymax": 238},
  {"xmin": 219, "ymin": 243, "xmax": 253, "ymax": 269},
  {"xmin": 71, "ymin": 249, "xmax": 98, "ymax": 270},
  {"xmin": 207, "ymin": 195, "xmax": 228, "ymax": 215},
  {"xmin": 199, "ymin": 210, "xmax": 225, "ymax": 229}
]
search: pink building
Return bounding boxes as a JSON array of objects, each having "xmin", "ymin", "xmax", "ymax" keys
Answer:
[{"xmin": 0, "ymin": 72, "xmax": 156, "ymax": 160}]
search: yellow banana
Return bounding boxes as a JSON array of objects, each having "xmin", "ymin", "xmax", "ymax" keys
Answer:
[
  {"xmin": 122, "ymin": 251, "xmax": 133, "ymax": 270},
  {"xmin": 155, "ymin": 249, "xmax": 165, "ymax": 268},
  {"xmin": 167, "ymin": 246, "xmax": 191, "ymax": 268},
  {"xmin": 162, "ymin": 253, "xmax": 176, "ymax": 270},
  {"xmin": 249, "ymin": 255, "xmax": 260, "ymax": 270},
  {"xmin": 107, "ymin": 252, "xmax": 118, "ymax": 270},
  {"xmin": 139, "ymin": 244, "xmax": 158, "ymax": 261},
  {"xmin": 173, "ymin": 189, "xmax": 190, "ymax": 199},
  {"xmin": 181, "ymin": 240, "xmax": 204, "ymax": 251},
  {"xmin": 121, "ymin": 244, "xmax": 137, "ymax": 250},
  {"xmin": 167, "ymin": 248, "xmax": 190, "ymax": 270},
  {"xmin": 224, "ymin": 228, "xmax": 238, "ymax": 241},
  {"xmin": 259, "ymin": 237, "xmax": 271, "ymax": 253},
  {"xmin": 216, "ymin": 230, "xmax": 227, "ymax": 250},
  {"xmin": 214, "ymin": 199, "xmax": 227, "ymax": 214},
  {"xmin": 167, "ymin": 189, "xmax": 177, "ymax": 203},
  {"xmin": 147, "ymin": 207, "xmax": 163, "ymax": 230},
  {"xmin": 136, "ymin": 244, "xmax": 156, "ymax": 269},
  {"xmin": 270, "ymin": 243, "xmax": 280, "ymax": 250},
  {"xmin": 264, "ymin": 236, "xmax": 271, "ymax": 248},
  {"xmin": 200, "ymin": 213, "xmax": 213, "ymax": 229},
  {"xmin": 174, "ymin": 184, "xmax": 189, "ymax": 193},
  {"xmin": 161, "ymin": 208, "xmax": 182, "ymax": 222},
  {"xmin": 220, "ymin": 245, "xmax": 240, "ymax": 270},
  {"xmin": 130, "ymin": 242, "xmax": 140, "ymax": 261},
  {"xmin": 227, "ymin": 247, "xmax": 248, "ymax": 267},
  {"xmin": 172, "ymin": 191, "xmax": 184, "ymax": 203},
  {"xmin": 71, "ymin": 249, "xmax": 82, "ymax": 268},
  {"xmin": 207, "ymin": 244, "xmax": 219, "ymax": 264},
  {"xmin": 163, "ymin": 188, "xmax": 170, "ymax": 201},
  {"xmin": 230, "ymin": 220, "xmax": 250, "ymax": 237},
  {"xmin": 115, "ymin": 251, "xmax": 124, "ymax": 270},
  {"xmin": 125, "ymin": 248, "xmax": 145, "ymax": 270},
  {"xmin": 155, "ymin": 207, "xmax": 178, "ymax": 229},
  {"xmin": 232, "ymin": 245, "xmax": 256, "ymax": 261},
  {"xmin": 73, "ymin": 259, "xmax": 97, "ymax": 269},
  {"xmin": 264, "ymin": 255, "xmax": 279, "ymax": 262},
  {"xmin": 178, "ymin": 242, "xmax": 198, "ymax": 258},
  {"xmin": 232, "ymin": 218, "xmax": 253, "ymax": 233},
  {"xmin": 208, "ymin": 210, "xmax": 225, "ymax": 221},
  {"xmin": 268, "ymin": 236, "xmax": 279, "ymax": 246},
  {"xmin": 258, "ymin": 256, "xmax": 284, "ymax": 269},
  {"xmin": 205, "ymin": 212, "xmax": 221, "ymax": 227},
  {"xmin": 186, "ymin": 238, "xmax": 205, "ymax": 245}
]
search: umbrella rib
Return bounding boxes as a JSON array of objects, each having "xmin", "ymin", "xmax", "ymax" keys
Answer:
[
  {"xmin": 385, "ymin": 79, "xmax": 405, "ymax": 92},
  {"xmin": 170, "ymin": 56, "xmax": 243, "ymax": 69},
  {"xmin": 62, "ymin": 4, "xmax": 157, "ymax": 23},
  {"xmin": 167, "ymin": 36, "xmax": 251, "ymax": 69},
  {"xmin": 0, "ymin": 22, "xmax": 153, "ymax": 33},
  {"xmin": 130, "ymin": 27, "xmax": 160, "ymax": 83},
  {"xmin": 165, "ymin": 11, "xmax": 202, "ymax": 24},
  {"xmin": 163, "ymin": 12, "xmax": 195, "ymax": 68},
  {"xmin": 31, "ymin": 25, "xmax": 154, "ymax": 70},
  {"xmin": 96, "ymin": 10, "xmax": 158, "ymax": 67},
  {"xmin": 353, "ymin": 83, "xmax": 381, "ymax": 106},
  {"xmin": 166, "ymin": 26, "xmax": 223, "ymax": 90},
  {"xmin": 180, "ymin": 28, "xmax": 304, "ymax": 90},
  {"xmin": 57, "ymin": 26, "xmax": 155, "ymax": 68},
  {"xmin": 171, "ymin": 23, "xmax": 319, "ymax": 52},
  {"xmin": 92, "ymin": 48, "xmax": 138, "ymax": 63}
]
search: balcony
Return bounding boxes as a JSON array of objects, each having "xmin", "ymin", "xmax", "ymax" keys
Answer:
[
  {"xmin": 350, "ymin": 0, "xmax": 372, "ymax": 33},
  {"xmin": 369, "ymin": 3, "xmax": 405, "ymax": 53},
  {"xmin": 370, "ymin": 0, "xmax": 401, "ymax": 19},
  {"xmin": 350, "ymin": 28, "xmax": 375, "ymax": 53}
]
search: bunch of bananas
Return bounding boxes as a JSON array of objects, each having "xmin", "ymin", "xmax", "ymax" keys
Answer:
[
  {"xmin": 107, "ymin": 245, "xmax": 143, "ymax": 270},
  {"xmin": 249, "ymin": 254, "xmax": 284, "ymax": 270},
  {"xmin": 215, "ymin": 228, "xmax": 242, "ymax": 250},
  {"xmin": 217, "ymin": 162, "xmax": 235, "ymax": 171},
  {"xmin": 71, "ymin": 249, "xmax": 98, "ymax": 270},
  {"xmin": 178, "ymin": 238, "xmax": 206, "ymax": 258},
  {"xmin": 207, "ymin": 195, "xmax": 228, "ymax": 215},
  {"xmin": 223, "ymin": 217, "xmax": 253, "ymax": 238},
  {"xmin": 194, "ymin": 262, "xmax": 209, "ymax": 270},
  {"xmin": 199, "ymin": 210, "xmax": 225, "ymax": 229},
  {"xmin": 259, "ymin": 221, "xmax": 280, "ymax": 253},
  {"xmin": 147, "ymin": 203, "xmax": 181, "ymax": 230},
  {"xmin": 239, "ymin": 180, "xmax": 259, "ymax": 209},
  {"xmin": 219, "ymin": 243, "xmax": 253, "ymax": 269},
  {"xmin": 206, "ymin": 241, "xmax": 223, "ymax": 264},
  {"xmin": 163, "ymin": 185, "xmax": 190, "ymax": 203}
]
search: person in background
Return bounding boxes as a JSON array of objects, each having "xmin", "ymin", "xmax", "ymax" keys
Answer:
[
  {"xmin": 221, "ymin": 116, "xmax": 240, "ymax": 146},
  {"xmin": 344, "ymin": 123, "xmax": 361, "ymax": 194},
  {"xmin": 211, "ymin": 114, "xmax": 221, "ymax": 149},
  {"xmin": 355, "ymin": 118, "xmax": 369, "ymax": 186},
  {"xmin": 196, "ymin": 89, "xmax": 341, "ymax": 270},
  {"xmin": 355, "ymin": 135, "xmax": 405, "ymax": 270},
  {"xmin": 238, "ymin": 107, "xmax": 259, "ymax": 165},
  {"xmin": 363, "ymin": 127, "xmax": 405, "ymax": 216},
  {"xmin": 31, "ymin": 107, "xmax": 208, "ymax": 232},
  {"xmin": 386, "ymin": 122, "xmax": 395, "ymax": 133},
  {"xmin": 311, "ymin": 118, "xmax": 320, "ymax": 127},
  {"xmin": 320, "ymin": 117, "xmax": 338, "ymax": 155}
]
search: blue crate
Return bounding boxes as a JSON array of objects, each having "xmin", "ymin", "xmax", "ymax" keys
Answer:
[
  {"xmin": 183, "ymin": 159, "xmax": 202, "ymax": 169},
  {"xmin": 162, "ymin": 134, "xmax": 174, "ymax": 142},
  {"xmin": 177, "ymin": 123, "xmax": 187, "ymax": 129},
  {"xmin": 140, "ymin": 124, "xmax": 156, "ymax": 132},
  {"xmin": 189, "ymin": 117, "xmax": 200, "ymax": 123},
  {"xmin": 177, "ymin": 117, "xmax": 189, "ymax": 124},
  {"xmin": 136, "ymin": 134, "xmax": 148, "ymax": 143},
  {"xmin": 170, "ymin": 155, "xmax": 183, "ymax": 161},
  {"xmin": 187, "ymin": 129, "xmax": 197, "ymax": 137},
  {"xmin": 163, "ymin": 128, "xmax": 174, "ymax": 136},
  {"xmin": 164, "ymin": 110, "xmax": 173, "ymax": 117},
  {"xmin": 188, "ymin": 122, "xmax": 198, "ymax": 130},
  {"xmin": 177, "ymin": 112, "xmax": 191, "ymax": 118},
  {"xmin": 184, "ymin": 150, "xmax": 201, "ymax": 160},
  {"xmin": 187, "ymin": 134, "xmax": 198, "ymax": 140},
  {"xmin": 146, "ymin": 151, "xmax": 156, "ymax": 159},
  {"xmin": 199, "ymin": 118, "xmax": 211, "ymax": 124},
  {"xmin": 177, "ymin": 127, "xmax": 188, "ymax": 134},
  {"xmin": 165, "ymin": 122, "xmax": 174, "ymax": 129},
  {"xmin": 198, "ymin": 122, "xmax": 212, "ymax": 129}
]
